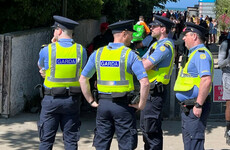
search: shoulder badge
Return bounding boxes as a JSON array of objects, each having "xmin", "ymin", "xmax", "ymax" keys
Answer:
[
  {"xmin": 134, "ymin": 50, "xmax": 140, "ymax": 55},
  {"xmin": 198, "ymin": 50, "xmax": 205, "ymax": 53},
  {"xmin": 160, "ymin": 46, "xmax": 166, "ymax": 52},
  {"xmin": 41, "ymin": 44, "xmax": 48, "ymax": 48},
  {"xmin": 200, "ymin": 53, "xmax": 206, "ymax": 59},
  {"xmin": 164, "ymin": 43, "xmax": 170, "ymax": 49}
]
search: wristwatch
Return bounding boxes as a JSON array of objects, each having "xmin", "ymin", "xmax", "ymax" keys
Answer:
[
  {"xmin": 194, "ymin": 102, "xmax": 202, "ymax": 108},
  {"xmin": 89, "ymin": 100, "xmax": 95, "ymax": 106}
]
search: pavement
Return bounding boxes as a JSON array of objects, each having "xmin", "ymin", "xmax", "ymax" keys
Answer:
[{"xmin": 0, "ymin": 111, "xmax": 229, "ymax": 150}]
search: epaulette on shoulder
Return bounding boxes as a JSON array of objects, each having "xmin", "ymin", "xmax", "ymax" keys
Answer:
[
  {"xmin": 134, "ymin": 50, "xmax": 140, "ymax": 55},
  {"xmin": 41, "ymin": 44, "xmax": 48, "ymax": 48},
  {"xmin": 198, "ymin": 50, "xmax": 205, "ymax": 53},
  {"xmin": 164, "ymin": 43, "xmax": 170, "ymax": 48}
]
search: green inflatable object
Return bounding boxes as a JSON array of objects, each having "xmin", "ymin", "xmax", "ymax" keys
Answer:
[{"xmin": 132, "ymin": 24, "xmax": 145, "ymax": 42}]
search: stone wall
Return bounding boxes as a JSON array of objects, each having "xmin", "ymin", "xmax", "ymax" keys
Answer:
[{"xmin": 0, "ymin": 17, "xmax": 106, "ymax": 117}]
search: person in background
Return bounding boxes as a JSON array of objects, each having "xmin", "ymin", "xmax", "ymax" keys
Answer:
[
  {"xmin": 137, "ymin": 15, "xmax": 151, "ymax": 35},
  {"xmin": 174, "ymin": 22, "xmax": 213, "ymax": 150},
  {"xmin": 79, "ymin": 20, "xmax": 150, "ymax": 150},
  {"xmin": 211, "ymin": 18, "xmax": 218, "ymax": 43},
  {"xmin": 208, "ymin": 17, "xmax": 213, "ymax": 44},
  {"xmin": 87, "ymin": 22, "xmax": 113, "ymax": 56},
  {"xmin": 218, "ymin": 32, "xmax": 230, "ymax": 145},
  {"xmin": 37, "ymin": 15, "xmax": 87, "ymax": 150}
]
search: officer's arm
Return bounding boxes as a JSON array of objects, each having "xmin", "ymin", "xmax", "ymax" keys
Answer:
[
  {"xmin": 142, "ymin": 59, "xmax": 155, "ymax": 71},
  {"xmin": 79, "ymin": 75, "xmax": 98, "ymax": 107},
  {"xmin": 193, "ymin": 75, "xmax": 212, "ymax": 118},
  {"xmin": 138, "ymin": 77, "xmax": 150, "ymax": 110},
  {"xmin": 218, "ymin": 41, "xmax": 230, "ymax": 68},
  {"xmin": 196, "ymin": 75, "xmax": 212, "ymax": 106},
  {"xmin": 38, "ymin": 47, "xmax": 47, "ymax": 78},
  {"xmin": 128, "ymin": 51, "xmax": 150, "ymax": 110}
]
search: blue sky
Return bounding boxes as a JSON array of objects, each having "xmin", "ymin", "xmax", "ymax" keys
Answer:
[{"xmin": 164, "ymin": 0, "xmax": 199, "ymax": 8}]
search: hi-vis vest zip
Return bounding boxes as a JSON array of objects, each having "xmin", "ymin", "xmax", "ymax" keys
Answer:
[
  {"xmin": 95, "ymin": 46, "xmax": 134, "ymax": 93},
  {"xmin": 147, "ymin": 40, "xmax": 174, "ymax": 85},
  {"xmin": 44, "ymin": 42, "xmax": 83, "ymax": 88},
  {"xmin": 174, "ymin": 47, "xmax": 213, "ymax": 92}
]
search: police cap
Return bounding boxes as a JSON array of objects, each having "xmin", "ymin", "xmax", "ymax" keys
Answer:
[
  {"xmin": 51, "ymin": 15, "xmax": 79, "ymax": 30},
  {"xmin": 182, "ymin": 22, "xmax": 208, "ymax": 37},
  {"xmin": 149, "ymin": 15, "xmax": 175, "ymax": 30},
  {"xmin": 108, "ymin": 20, "xmax": 135, "ymax": 34}
]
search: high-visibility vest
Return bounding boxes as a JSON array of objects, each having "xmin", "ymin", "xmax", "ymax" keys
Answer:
[
  {"xmin": 147, "ymin": 40, "xmax": 174, "ymax": 84},
  {"xmin": 174, "ymin": 47, "xmax": 213, "ymax": 92},
  {"xmin": 44, "ymin": 42, "xmax": 83, "ymax": 88},
  {"xmin": 95, "ymin": 46, "xmax": 134, "ymax": 93}
]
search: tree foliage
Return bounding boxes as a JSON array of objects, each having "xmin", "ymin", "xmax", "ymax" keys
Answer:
[
  {"xmin": 215, "ymin": 0, "xmax": 230, "ymax": 31},
  {"xmin": 103, "ymin": 0, "xmax": 178, "ymax": 23},
  {"xmin": 0, "ymin": 0, "xmax": 103, "ymax": 33},
  {"xmin": 0, "ymin": 0, "xmax": 178, "ymax": 34}
]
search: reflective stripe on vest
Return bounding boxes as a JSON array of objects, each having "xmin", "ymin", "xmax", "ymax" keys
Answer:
[
  {"xmin": 147, "ymin": 40, "xmax": 174, "ymax": 84},
  {"xmin": 174, "ymin": 47, "xmax": 213, "ymax": 92},
  {"xmin": 96, "ymin": 46, "xmax": 134, "ymax": 93},
  {"xmin": 44, "ymin": 42, "xmax": 83, "ymax": 88}
]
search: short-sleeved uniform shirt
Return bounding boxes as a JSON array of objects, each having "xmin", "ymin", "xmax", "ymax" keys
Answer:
[
  {"xmin": 176, "ymin": 44, "xmax": 212, "ymax": 102},
  {"xmin": 142, "ymin": 38, "xmax": 174, "ymax": 77},
  {"xmin": 81, "ymin": 43, "xmax": 148, "ymax": 93}
]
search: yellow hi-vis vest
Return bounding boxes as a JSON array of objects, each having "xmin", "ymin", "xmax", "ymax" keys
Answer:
[
  {"xmin": 174, "ymin": 47, "xmax": 213, "ymax": 92},
  {"xmin": 95, "ymin": 46, "xmax": 134, "ymax": 93},
  {"xmin": 147, "ymin": 41, "xmax": 174, "ymax": 84},
  {"xmin": 44, "ymin": 42, "xmax": 83, "ymax": 88}
]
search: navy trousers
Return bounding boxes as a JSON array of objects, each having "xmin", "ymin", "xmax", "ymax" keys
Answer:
[
  {"xmin": 140, "ymin": 94, "xmax": 164, "ymax": 150},
  {"xmin": 38, "ymin": 95, "xmax": 81, "ymax": 150},
  {"xmin": 93, "ymin": 99, "xmax": 137, "ymax": 150},
  {"xmin": 181, "ymin": 99, "xmax": 211, "ymax": 150}
]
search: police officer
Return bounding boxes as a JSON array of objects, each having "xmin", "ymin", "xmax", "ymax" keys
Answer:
[
  {"xmin": 174, "ymin": 22, "xmax": 213, "ymax": 150},
  {"xmin": 218, "ymin": 33, "xmax": 230, "ymax": 145},
  {"xmin": 79, "ymin": 20, "xmax": 150, "ymax": 150},
  {"xmin": 37, "ymin": 15, "xmax": 87, "ymax": 150},
  {"xmin": 140, "ymin": 15, "xmax": 175, "ymax": 150}
]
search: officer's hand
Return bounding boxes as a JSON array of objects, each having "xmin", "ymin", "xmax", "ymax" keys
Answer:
[
  {"xmin": 129, "ymin": 103, "xmax": 140, "ymax": 110},
  {"xmin": 39, "ymin": 69, "xmax": 46, "ymax": 78},
  {"xmin": 91, "ymin": 101, "xmax": 99, "ymax": 108},
  {"xmin": 193, "ymin": 107, "xmax": 202, "ymax": 118}
]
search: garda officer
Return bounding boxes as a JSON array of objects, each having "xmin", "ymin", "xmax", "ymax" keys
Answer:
[
  {"xmin": 37, "ymin": 15, "xmax": 87, "ymax": 150},
  {"xmin": 141, "ymin": 15, "xmax": 175, "ymax": 150},
  {"xmin": 174, "ymin": 22, "xmax": 213, "ymax": 150},
  {"xmin": 79, "ymin": 20, "xmax": 150, "ymax": 150}
]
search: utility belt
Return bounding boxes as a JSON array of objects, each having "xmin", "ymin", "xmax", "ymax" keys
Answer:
[
  {"xmin": 97, "ymin": 92, "xmax": 139, "ymax": 104},
  {"xmin": 149, "ymin": 81, "xmax": 164, "ymax": 95},
  {"xmin": 44, "ymin": 87, "xmax": 81, "ymax": 97},
  {"xmin": 179, "ymin": 95, "xmax": 211, "ymax": 116}
]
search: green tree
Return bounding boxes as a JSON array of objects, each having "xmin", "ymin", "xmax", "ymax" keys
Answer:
[
  {"xmin": 102, "ymin": 0, "xmax": 178, "ymax": 23},
  {"xmin": 0, "ymin": 0, "xmax": 103, "ymax": 33},
  {"xmin": 215, "ymin": 0, "xmax": 230, "ymax": 31},
  {"xmin": 0, "ymin": 0, "xmax": 179, "ymax": 33}
]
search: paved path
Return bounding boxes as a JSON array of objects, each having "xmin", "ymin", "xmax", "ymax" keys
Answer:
[{"xmin": 0, "ymin": 112, "xmax": 229, "ymax": 150}]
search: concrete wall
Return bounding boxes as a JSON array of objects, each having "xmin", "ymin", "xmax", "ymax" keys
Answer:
[
  {"xmin": 0, "ymin": 17, "xmax": 106, "ymax": 117},
  {"xmin": 74, "ymin": 17, "xmax": 106, "ymax": 47}
]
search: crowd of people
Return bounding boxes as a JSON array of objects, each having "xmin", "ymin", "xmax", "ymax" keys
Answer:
[{"xmin": 36, "ymin": 9, "xmax": 230, "ymax": 150}]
